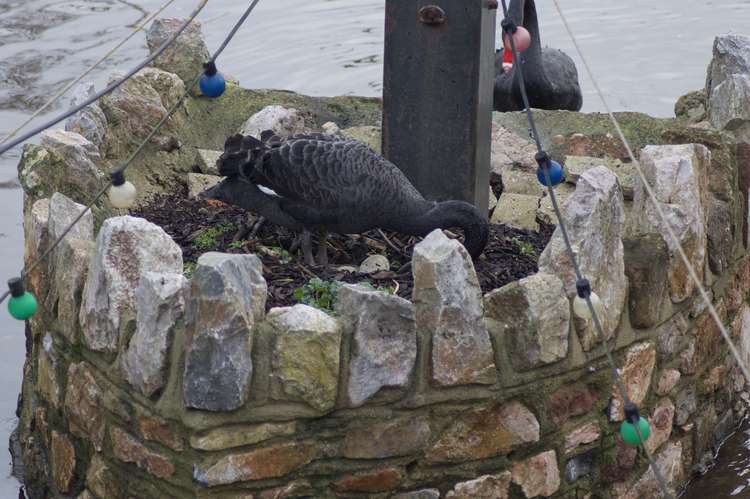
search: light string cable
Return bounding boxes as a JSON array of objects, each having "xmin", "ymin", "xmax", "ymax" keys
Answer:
[
  {"xmin": 499, "ymin": 1, "xmax": 674, "ymax": 497},
  {"xmin": 0, "ymin": 0, "xmax": 209, "ymax": 157},
  {"xmin": 0, "ymin": 0, "xmax": 177, "ymax": 146},
  {"xmin": 550, "ymin": 0, "xmax": 750, "ymax": 388},
  {"xmin": 0, "ymin": 0, "xmax": 265, "ymax": 306}
]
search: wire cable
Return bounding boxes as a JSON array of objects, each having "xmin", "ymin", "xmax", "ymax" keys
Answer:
[
  {"xmin": 0, "ymin": 0, "xmax": 177, "ymax": 146},
  {"xmin": 500, "ymin": 1, "xmax": 674, "ymax": 496},
  {"xmin": 1, "ymin": 0, "xmax": 265, "ymax": 308},
  {"xmin": 0, "ymin": 0, "xmax": 209, "ymax": 158}
]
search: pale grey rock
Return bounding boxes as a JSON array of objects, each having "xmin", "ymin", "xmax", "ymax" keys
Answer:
[
  {"xmin": 656, "ymin": 369, "xmax": 681, "ymax": 396},
  {"xmin": 240, "ymin": 105, "xmax": 305, "ymax": 138},
  {"xmin": 48, "ymin": 192, "xmax": 93, "ymax": 245},
  {"xmin": 100, "ymin": 70, "xmax": 180, "ymax": 157},
  {"xmin": 49, "ymin": 237, "xmax": 94, "ymax": 343},
  {"xmin": 674, "ymin": 386, "xmax": 697, "ymax": 426},
  {"xmin": 335, "ymin": 284, "xmax": 416, "ymax": 406},
  {"xmin": 23, "ymin": 199, "xmax": 50, "ymax": 308},
  {"xmin": 358, "ymin": 254, "xmax": 389, "ymax": 274},
  {"xmin": 536, "ymin": 183, "xmax": 576, "ymax": 227},
  {"xmin": 563, "ymin": 422, "xmax": 601, "ymax": 455},
  {"xmin": 79, "ymin": 216, "xmax": 183, "ymax": 353},
  {"xmin": 413, "ymin": 230, "xmax": 496, "ymax": 386},
  {"xmin": 40, "ymin": 129, "xmax": 105, "ymax": 195},
  {"xmin": 341, "ymin": 125, "xmax": 381, "ymax": 153},
  {"xmin": 146, "ymin": 18, "xmax": 210, "ymax": 88},
  {"xmin": 132, "ymin": 67, "xmax": 186, "ymax": 110},
  {"xmin": 187, "ymin": 173, "xmax": 222, "ymax": 199},
  {"xmin": 623, "ymin": 234, "xmax": 670, "ymax": 329},
  {"xmin": 539, "ymin": 166, "xmax": 626, "ymax": 350},
  {"xmin": 446, "ymin": 472, "xmax": 511, "ymax": 499},
  {"xmin": 267, "ymin": 305, "xmax": 342, "ymax": 412},
  {"xmin": 183, "ymin": 252, "xmax": 266, "ymax": 411},
  {"xmin": 194, "ymin": 149, "xmax": 222, "ymax": 176},
  {"xmin": 564, "ymin": 451, "xmax": 594, "ymax": 484},
  {"xmin": 321, "ymin": 121, "xmax": 341, "ymax": 136},
  {"xmin": 37, "ymin": 335, "xmax": 61, "ymax": 408},
  {"xmin": 501, "ymin": 167, "xmax": 544, "ymax": 196},
  {"xmin": 631, "ymin": 144, "xmax": 709, "ymax": 303},
  {"xmin": 490, "ymin": 123, "xmax": 537, "ymax": 181},
  {"xmin": 64, "ymin": 82, "xmax": 108, "ymax": 149},
  {"xmin": 488, "ymin": 186, "xmax": 498, "ymax": 211},
  {"xmin": 122, "ymin": 272, "xmax": 188, "ymax": 397},
  {"xmin": 485, "ymin": 272, "xmax": 570, "ymax": 371},
  {"xmin": 706, "ymin": 34, "xmax": 750, "ymax": 95},
  {"xmin": 44, "ymin": 193, "xmax": 94, "ymax": 343},
  {"xmin": 709, "ymin": 74, "xmax": 750, "ymax": 131},
  {"xmin": 644, "ymin": 398, "xmax": 675, "ymax": 454}
]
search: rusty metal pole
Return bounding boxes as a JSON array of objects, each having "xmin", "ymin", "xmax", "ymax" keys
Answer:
[{"xmin": 382, "ymin": 0, "xmax": 496, "ymax": 213}]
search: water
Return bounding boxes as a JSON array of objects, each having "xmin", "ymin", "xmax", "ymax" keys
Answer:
[{"xmin": 1, "ymin": 0, "xmax": 749, "ymax": 495}]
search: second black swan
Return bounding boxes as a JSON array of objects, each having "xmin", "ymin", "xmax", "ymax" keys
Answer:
[{"xmin": 494, "ymin": 0, "xmax": 582, "ymax": 112}]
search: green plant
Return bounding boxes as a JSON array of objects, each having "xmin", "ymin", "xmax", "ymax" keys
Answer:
[
  {"xmin": 183, "ymin": 261, "xmax": 197, "ymax": 279},
  {"xmin": 228, "ymin": 240, "xmax": 245, "ymax": 250},
  {"xmin": 293, "ymin": 278, "xmax": 343, "ymax": 312},
  {"xmin": 192, "ymin": 223, "xmax": 234, "ymax": 251},
  {"xmin": 513, "ymin": 238, "xmax": 536, "ymax": 258}
]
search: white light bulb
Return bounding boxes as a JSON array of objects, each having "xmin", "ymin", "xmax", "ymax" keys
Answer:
[
  {"xmin": 573, "ymin": 292, "xmax": 604, "ymax": 320},
  {"xmin": 108, "ymin": 181, "xmax": 137, "ymax": 209}
]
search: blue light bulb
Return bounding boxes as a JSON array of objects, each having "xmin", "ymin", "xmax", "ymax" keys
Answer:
[
  {"xmin": 200, "ymin": 61, "xmax": 226, "ymax": 98},
  {"xmin": 536, "ymin": 160, "xmax": 565, "ymax": 187}
]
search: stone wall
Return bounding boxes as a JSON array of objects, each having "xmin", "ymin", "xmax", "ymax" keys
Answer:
[{"xmin": 13, "ymin": 21, "xmax": 750, "ymax": 499}]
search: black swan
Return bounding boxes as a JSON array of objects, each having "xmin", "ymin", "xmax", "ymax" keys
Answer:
[
  {"xmin": 200, "ymin": 132, "xmax": 489, "ymax": 266},
  {"xmin": 494, "ymin": 0, "xmax": 582, "ymax": 112}
]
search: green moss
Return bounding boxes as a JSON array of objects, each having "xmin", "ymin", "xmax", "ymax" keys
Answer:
[{"xmin": 191, "ymin": 223, "xmax": 234, "ymax": 251}]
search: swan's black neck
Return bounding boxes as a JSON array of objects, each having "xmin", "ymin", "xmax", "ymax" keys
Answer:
[
  {"xmin": 508, "ymin": 0, "xmax": 542, "ymax": 63},
  {"xmin": 390, "ymin": 200, "xmax": 489, "ymax": 260}
]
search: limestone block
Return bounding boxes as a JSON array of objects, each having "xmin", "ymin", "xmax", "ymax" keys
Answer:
[
  {"xmin": 539, "ymin": 166, "xmax": 626, "ymax": 350},
  {"xmin": 122, "ymin": 272, "xmax": 187, "ymax": 397},
  {"xmin": 183, "ymin": 252, "xmax": 266, "ymax": 411},
  {"xmin": 336, "ymin": 284, "xmax": 417, "ymax": 406},
  {"xmin": 79, "ymin": 216, "xmax": 182, "ymax": 353},
  {"xmin": 485, "ymin": 272, "xmax": 570, "ymax": 371}
]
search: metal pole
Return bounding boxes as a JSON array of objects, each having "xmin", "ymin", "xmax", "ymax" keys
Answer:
[{"xmin": 382, "ymin": 0, "xmax": 496, "ymax": 212}]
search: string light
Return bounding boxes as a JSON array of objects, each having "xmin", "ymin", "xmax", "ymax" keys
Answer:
[
  {"xmin": 7, "ymin": 278, "xmax": 37, "ymax": 320},
  {"xmin": 620, "ymin": 403, "xmax": 652, "ymax": 446},
  {"xmin": 535, "ymin": 151, "xmax": 565, "ymax": 187},
  {"xmin": 199, "ymin": 61, "xmax": 226, "ymax": 98},
  {"xmin": 572, "ymin": 278, "xmax": 604, "ymax": 320},
  {"xmin": 108, "ymin": 170, "xmax": 137, "ymax": 209}
]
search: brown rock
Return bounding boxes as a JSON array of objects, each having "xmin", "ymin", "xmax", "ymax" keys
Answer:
[
  {"xmin": 35, "ymin": 407, "xmax": 49, "ymax": 448},
  {"xmin": 547, "ymin": 384, "xmax": 599, "ymax": 426},
  {"xmin": 342, "ymin": 417, "xmax": 430, "ymax": 459},
  {"xmin": 707, "ymin": 197, "xmax": 734, "ymax": 275},
  {"xmin": 511, "ymin": 450, "xmax": 561, "ymax": 498},
  {"xmin": 64, "ymin": 363, "xmax": 105, "ymax": 451},
  {"xmin": 656, "ymin": 313, "xmax": 690, "ymax": 360},
  {"xmin": 333, "ymin": 468, "xmax": 404, "ymax": 493},
  {"xmin": 610, "ymin": 343, "xmax": 657, "ymax": 421},
  {"xmin": 110, "ymin": 427, "xmax": 175, "ymax": 479},
  {"xmin": 619, "ymin": 442, "xmax": 683, "ymax": 499},
  {"xmin": 623, "ymin": 234, "xmax": 670, "ymax": 329},
  {"xmin": 137, "ymin": 415, "xmax": 184, "ymax": 451},
  {"xmin": 645, "ymin": 398, "xmax": 675, "ymax": 454},
  {"xmin": 190, "ymin": 422, "xmax": 297, "ymax": 452},
  {"xmin": 258, "ymin": 480, "xmax": 313, "ymax": 499},
  {"xmin": 682, "ymin": 309, "xmax": 724, "ymax": 374},
  {"xmin": 427, "ymin": 401, "xmax": 539, "ymax": 464},
  {"xmin": 563, "ymin": 422, "xmax": 601, "ymax": 455},
  {"xmin": 446, "ymin": 472, "xmax": 511, "ymax": 499},
  {"xmin": 655, "ymin": 369, "xmax": 681, "ymax": 396},
  {"xmin": 703, "ymin": 366, "xmax": 725, "ymax": 392},
  {"xmin": 196, "ymin": 442, "xmax": 315, "ymax": 486},
  {"xmin": 51, "ymin": 431, "xmax": 76, "ymax": 493}
]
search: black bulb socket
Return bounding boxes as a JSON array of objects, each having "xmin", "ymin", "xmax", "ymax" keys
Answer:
[
  {"xmin": 203, "ymin": 61, "xmax": 218, "ymax": 77},
  {"xmin": 576, "ymin": 278, "xmax": 591, "ymax": 299},
  {"xmin": 500, "ymin": 18, "xmax": 517, "ymax": 34},
  {"xmin": 624, "ymin": 402, "xmax": 640, "ymax": 425},
  {"xmin": 8, "ymin": 277, "xmax": 25, "ymax": 298},
  {"xmin": 111, "ymin": 170, "xmax": 126, "ymax": 187},
  {"xmin": 535, "ymin": 150, "xmax": 551, "ymax": 169}
]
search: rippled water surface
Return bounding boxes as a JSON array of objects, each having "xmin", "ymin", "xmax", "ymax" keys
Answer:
[{"xmin": 1, "ymin": 0, "xmax": 750, "ymax": 495}]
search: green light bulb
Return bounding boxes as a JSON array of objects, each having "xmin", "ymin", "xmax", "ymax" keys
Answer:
[
  {"xmin": 7, "ymin": 277, "xmax": 37, "ymax": 321},
  {"xmin": 620, "ymin": 417, "xmax": 651, "ymax": 446}
]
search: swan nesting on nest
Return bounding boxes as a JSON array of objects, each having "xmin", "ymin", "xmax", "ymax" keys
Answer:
[{"xmin": 201, "ymin": 132, "xmax": 489, "ymax": 266}]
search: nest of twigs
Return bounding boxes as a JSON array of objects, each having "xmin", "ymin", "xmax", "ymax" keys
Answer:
[{"xmin": 133, "ymin": 187, "xmax": 554, "ymax": 310}]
